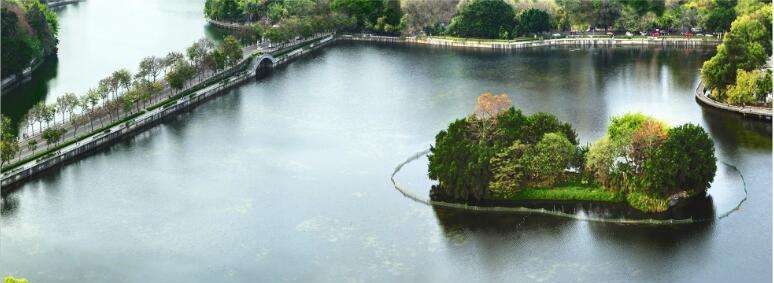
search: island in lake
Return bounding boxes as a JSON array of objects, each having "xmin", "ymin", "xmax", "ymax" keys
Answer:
[{"xmin": 428, "ymin": 93, "xmax": 718, "ymax": 220}]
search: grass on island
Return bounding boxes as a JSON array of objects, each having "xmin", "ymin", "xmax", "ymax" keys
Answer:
[
  {"xmin": 492, "ymin": 185, "xmax": 624, "ymax": 203},
  {"xmin": 626, "ymin": 191, "xmax": 669, "ymax": 213},
  {"xmin": 490, "ymin": 185, "xmax": 670, "ymax": 213}
]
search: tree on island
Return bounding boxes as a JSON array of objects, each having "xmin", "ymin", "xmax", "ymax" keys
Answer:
[
  {"xmin": 429, "ymin": 93, "xmax": 717, "ymax": 212},
  {"xmin": 643, "ymin": 124, "xmax": 717, "ymax": 197}
]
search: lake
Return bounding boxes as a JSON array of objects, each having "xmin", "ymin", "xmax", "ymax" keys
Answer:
[{"xmin": 1, "ymin": 1, "xmax": 771, "ymax": 282}]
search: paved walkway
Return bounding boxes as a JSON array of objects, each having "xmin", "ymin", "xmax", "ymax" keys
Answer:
[{"xmin": 5, "ymin": 44, "xmax": 259, "ymax": 167}]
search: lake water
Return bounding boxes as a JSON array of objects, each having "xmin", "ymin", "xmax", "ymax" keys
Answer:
[{"xmin": 1, "ymin": 1, "xmax": 771, "ymax": 282}]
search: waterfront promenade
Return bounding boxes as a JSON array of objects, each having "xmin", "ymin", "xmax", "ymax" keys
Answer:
[{"xmin": 1, "ymin": 33, "xmax": 335, "ymax": 188}]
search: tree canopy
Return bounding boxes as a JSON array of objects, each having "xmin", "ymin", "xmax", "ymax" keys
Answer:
[
  {"xmin": 1, "ymin": 0, "xmax": 58, "ymax": 78},
  {"xmin": 701, "ymin": 1, "xmax": 771, "ymax": 104},
  {"xmin": 429, "ymin": 95, "xmax": 717, "ymax": 208},
  {"xmin": 515, "ymin": 8, "xmax": 552, "ymax": 36},
  {"xmin": 446, "ymin": 0, "xmax": 516, "ymax": 39}
]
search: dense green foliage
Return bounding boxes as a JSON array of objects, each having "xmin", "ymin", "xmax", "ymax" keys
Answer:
[
  {"xmin": 725, "ymin": 69, "xmax": 772, "ymax": 105},
  {"xmin": 429, "ymin": 98, "xmax": 577, "ymax": 201},
  {"xmin": 331, "ymin": 0, "xmax": 383, "ymax": 28},
  {"xmin": 447, "ymin": 0, "xmax": 516, "ymax": 39},
  {"xmin": 202, "ymin": 0, "xmax": 751, "ymax": 44},
  {"xmin": 429, "ymin": 95, "xmax": 716, "ymax": 213},
  {"xmin": 642, "ymin": 124, "xmax": 717, "ymax": 196},
  {"xmin": 515, "ymin": 8, "xmax": 551, "ymax": 36},
  {"xmin": 1, "ymin": 0, "xmax": 58, "ymax": 78},
  {"xmin": 703, "ymin": 0, "xmax": 736, "ymax": 32},
  {"xmin": 204, "ymin": 0, "xmax": 403, "ymax": 40},
  {"xmin": 701, "ymin": 0, "xmax": 771, "ymax": 105}
]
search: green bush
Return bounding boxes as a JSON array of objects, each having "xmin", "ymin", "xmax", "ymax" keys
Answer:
[
  {"xmin": 643, "ymin": 124, "xmax": 717, "ymax": 197},
  {"xmin": 522, "ymin": 132, "xmax": 575, "ymax": 187},
  {"xmin": 585, "ymin": 136, "xmax": 619, "ymax": 188},
  {"xmin": 726, "ymin": 69, "xmax": 771, "ymax": 105}
]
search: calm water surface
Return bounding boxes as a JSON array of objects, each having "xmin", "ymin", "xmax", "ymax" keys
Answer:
[
  {"xmin": 1, "ymin": 2, "xmax": 772, "ymax": 282},
  {"xmin": 0, "ymin": 0, "xmax": 224, "ymax": 130}
]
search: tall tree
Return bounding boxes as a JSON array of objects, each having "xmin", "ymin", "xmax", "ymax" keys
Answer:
[{"xmin": 447, "ymin": 0, "xmax": 516, "ymax": 39}]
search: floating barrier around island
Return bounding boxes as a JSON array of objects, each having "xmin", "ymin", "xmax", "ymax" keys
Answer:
[{"xmin": 390, "ymin": 148, "xmax": 748, "ymax": 225}]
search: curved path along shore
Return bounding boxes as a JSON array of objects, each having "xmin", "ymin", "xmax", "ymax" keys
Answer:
[
  {"xmin": 0, "ymin": 34, "xmax": 334, "ymax": 188},
  {"xmin": 694, "ymin": 81, "xmax": 772, "ymax": 120},
  {"xmin": 390, "ymin": 148, "xmax": 748, "ymax": 225}
]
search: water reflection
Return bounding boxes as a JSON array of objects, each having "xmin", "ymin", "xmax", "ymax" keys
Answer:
[
  {"xmin": 0, "ymin": 58, "xmax": 59, "ymax": 135},
  {"xmin": 1, "ymin": 39, "xmax": 770, "ymax": 281}
]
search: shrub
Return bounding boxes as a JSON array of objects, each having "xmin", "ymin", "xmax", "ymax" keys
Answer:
[
  {"xmin": 522, "ymin": 132, "xmax": 575, "ymax": 187},
  {"xmin": 643, "ymin": 124, "xmax": 717, "ymax": 196},
  {"xmin": 585, "ymin": 136, "xmax": 618, "ymax": 188},
  {"xmin": 489, "ymin": 141, "xmax": 529, "ymax": 195},
  {"xmin": 726, "ymin": 69, "xmax": 771, "ymax": 105},
  {"xmin": 607, "ymin": 113, "xmax": 651, "ymax": 148}
]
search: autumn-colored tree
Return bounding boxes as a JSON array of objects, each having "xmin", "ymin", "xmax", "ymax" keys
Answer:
[
  {"xmin": 471, "ymin": 92, "xmax": 512, "ymax": 142},
  {"xmin": 474, "ymin": 92, "xmax": 512, "ymax": 119},
  {"xmin": 629, "ymin": 120, "xmax": 667, "ymax": 175}
]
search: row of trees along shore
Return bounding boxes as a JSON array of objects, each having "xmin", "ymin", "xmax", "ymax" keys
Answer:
[
  {"xmin": 205, "ymin": 0, "xmax": 745, "ymax": 41},
  {"xmin": 428, "ymin": 93, "xmax": 716, "ymax": 213},
  {"xmin": 1, "ymin": 0, "xmax": 59, "ymax": 78},
  {"xmin": 700, "ymin": 0, "xmax": 772, "ymax": 107},
  {"xmin": 0, "ymin": 36, "xmax": 244, "ymax": 168}
]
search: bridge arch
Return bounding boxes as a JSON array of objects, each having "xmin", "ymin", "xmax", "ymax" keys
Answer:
[{"xmin": 254, "ymin": 54, "xmax": 276, "ymax": 78}]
